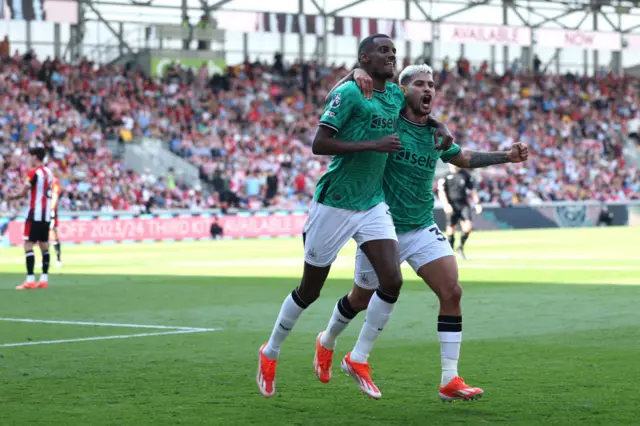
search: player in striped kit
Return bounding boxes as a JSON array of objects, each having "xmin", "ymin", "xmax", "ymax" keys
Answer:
[{"xmin": 7, "ymin": 146, "xmax": 54, "ymax": 290}]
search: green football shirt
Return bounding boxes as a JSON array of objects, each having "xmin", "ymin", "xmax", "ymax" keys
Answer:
[
  {"xmin": 384, "ymin": 114, "xmax": 461, "ymax": 233},
  {"xmin": 314, "ymin": 81, "xmax": 405, "ymax": 211}
]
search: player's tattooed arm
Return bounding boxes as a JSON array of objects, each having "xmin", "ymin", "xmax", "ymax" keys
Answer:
[
  {"xmin": 451, "ymin": 143, "xmax": 529, "ymax": 168},
  {"xmin": 452, "ymin": 150, "xmax": 510, "ymax": 168}
]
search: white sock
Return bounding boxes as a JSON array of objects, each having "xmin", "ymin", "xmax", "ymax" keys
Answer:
[
  {"xmin": 39, "ymin": 273, "xmax": 48, "ymax": 282},
  {"xmin": 439, "ymin": 331, "xmax": 462, "ymax": 385},
  {"xmin": 320, "ymin": 301, "xmax": 354, "ymax": 350},
  {"xmin": 350, "ymin": 292, "xmax": 396, "ymax": 363},
  {"xmin": 263, "ymin": 293, "xmax": 306, "ymax": 360},
  {"xmin": 26, "ymin": 274, "xmax": 35, "ymax": 283}
]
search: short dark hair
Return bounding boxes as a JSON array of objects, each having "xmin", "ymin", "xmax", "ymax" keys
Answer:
[
  {"xmin": 30, "ymin": 146, "xmax": 46, "ymax": 162},
  {"xmin": 358, "ymin": 34, "xmax": 391, "ymax": 57}
]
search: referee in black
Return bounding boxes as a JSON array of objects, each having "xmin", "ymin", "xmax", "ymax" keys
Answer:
[{"xmin": 437, "ymin": 164, "xmax": 482, "ymax": 260}]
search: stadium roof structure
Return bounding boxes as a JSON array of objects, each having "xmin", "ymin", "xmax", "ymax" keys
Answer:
[
  {"xmin": 75, "ymin": 0, "xmax": 640, "ymax": 72},
  {"xmin": 81, "ymin": 0, "xmax": 640, "ymax": 33}
]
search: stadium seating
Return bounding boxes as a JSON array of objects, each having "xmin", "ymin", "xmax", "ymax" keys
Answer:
[
  {"xmin": 1, "ymin": 51, "xmax": 638, "ymax": 215},
  {"xmin": 130, "ymin": 58, "xmax": 640, "ymax": 206}
]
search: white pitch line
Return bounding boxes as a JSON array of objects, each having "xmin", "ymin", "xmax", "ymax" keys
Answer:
[
  {"xmin": 459, "ymin": 254, "xmax": 640, "ymax": 261},
  {"xmin": 459, "ymin": 264, "xmax": 640, "ymax": 271},
  {"xmin": 0, "ymin": 329, "xmax": 217, "ymax": 348},
  {"xmin": 0, "ymin": 318, "xmax": 216, "ymax": 331}
]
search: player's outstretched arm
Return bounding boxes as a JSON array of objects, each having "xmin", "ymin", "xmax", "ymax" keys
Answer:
[
  {"xmin": 312, "ymin": 126, "xmax": 400, "ymax": 155},
  {"xmin": 449, "ymin": 143, "xmax": 529, "ymax": 168}
]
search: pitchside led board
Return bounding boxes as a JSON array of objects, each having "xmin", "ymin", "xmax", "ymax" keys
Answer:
[{"xmin": 0, "ymin": 0, "xmax": 77, "ymax": 23}]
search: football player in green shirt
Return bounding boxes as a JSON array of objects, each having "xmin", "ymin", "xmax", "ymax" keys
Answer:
[
  {"xmin": 313, "ymin": 64, "xmax": 529, "ymax": 400},
  {"xmin": 257, "ymin": 35, "xmax": 454, "ymax": 399}
]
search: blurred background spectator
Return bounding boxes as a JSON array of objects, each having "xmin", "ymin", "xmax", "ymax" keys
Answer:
[{"xmin": 0, "ymin": 48, "xmax": 638, "ymax": 216}]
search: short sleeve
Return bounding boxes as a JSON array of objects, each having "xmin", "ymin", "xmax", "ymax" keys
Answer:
[
  {"xmin": 319, "ymin": 82, "xmax": 362, "ymax": 133},
  {"xmin": 440, "ymin": 143, "xmax": 462, "ymax": 163}
]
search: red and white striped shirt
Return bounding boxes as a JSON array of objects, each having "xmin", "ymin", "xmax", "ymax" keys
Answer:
[{"xmin": 25, "ymin": 165, "xmax": 54, "ymax": 222}]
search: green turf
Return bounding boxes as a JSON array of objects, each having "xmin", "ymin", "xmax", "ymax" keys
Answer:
[{"xmin": 0, "ymin": 227, "xmax": 638, "ymax": 425}]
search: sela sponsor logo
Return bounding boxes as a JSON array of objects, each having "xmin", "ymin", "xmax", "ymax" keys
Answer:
[
  {"xmin": 371, "ymin": 115, "xmax": 396, "ymax": 130},
  {"xmin": 394, "ymin": 147, "xmax": 438, "ymax": 169}
]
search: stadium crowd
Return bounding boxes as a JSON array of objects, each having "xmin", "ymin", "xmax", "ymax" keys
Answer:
[{"xmin": 0, "ymin": 47, "xmax": 638, "ymax": 215}]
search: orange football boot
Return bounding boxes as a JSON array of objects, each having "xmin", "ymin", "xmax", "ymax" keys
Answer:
[
  {"xmin": 341, "ymin": 352, "xmax": 382, "ymax": 399},
  {"xmin": 439, "ymin": 376, "xmax": 484, "ymax": 401},
  {"xmin": 256, "ymin": 343, "xmax": 277, "ymax": 398},
  {"xmin": 313, "ymin": 331, "xmax": 334, "ymax": 383},
  {"xmin": 16, "ymin": 281, "xmax": 37, "ymax": 290}
]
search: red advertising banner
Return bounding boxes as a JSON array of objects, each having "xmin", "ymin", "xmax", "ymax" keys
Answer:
[
  {"xmin": 439, "ymin": 23, "xmax": 531, "ymax": 46},
  {"xmin": 6, "ymin": 213, "xmax": 308, "ymax": 246},
  {"xmin": 536, "ymin": 28, "xmax": 621, "ymax": 50}
]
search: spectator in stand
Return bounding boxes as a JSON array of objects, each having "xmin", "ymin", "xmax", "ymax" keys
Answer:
[
  {"xmin": 1, "ymin": 49, "xmax": 637, "ymax": 217},
  {"xmin": 0, "ymin": 36, "xmax": 9, "ymax": 60},
  {"xmin": 533, "ymin": 55, "xmax": 542, "ymax": 74}
]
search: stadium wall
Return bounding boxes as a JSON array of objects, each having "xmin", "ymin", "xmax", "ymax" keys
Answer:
[{"xmin": 1, "ymin": 201, "xmax": 639, "ymax": 247}]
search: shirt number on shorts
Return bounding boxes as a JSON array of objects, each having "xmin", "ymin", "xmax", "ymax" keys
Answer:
[{"xmin": 429, "ymin": 227, "xmax": 447, "ymax": 242}]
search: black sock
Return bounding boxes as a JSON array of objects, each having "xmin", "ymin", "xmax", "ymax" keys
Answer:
[
  {"xmin": 290, "ymin": 288, "xmax": 311, "ymax": 309},
  {"xmin": 437, "ymin": 315, "xmax": 463, "ymax": 332},
  {"xmin": 337, "ymin": 294, "xmax": 358, "ymax": 319},
  {"xmin": 54, "ymin": 242, "xmax": 61, "ymax": 261},
  {"xmin": 448, "ymin": 234, "xmax": 455, "ymax": 248},
  {"xmin": 376, "ymin": 287, "xmax": 399, "ymax": 304},
  {"xmin": 26, "ymin": 250, "xmax": 35, "ymax": 276},
  {"xmin": 42, "ymin": 251, "xmax": 50, "ymax": 274},
  {"xmin": 460, "ymin": 232, "xmax": 470, "ymax": 249}
]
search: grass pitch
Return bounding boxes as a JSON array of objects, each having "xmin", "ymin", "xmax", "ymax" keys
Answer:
[{"xmin": 0, "ymin": 227, "xmax": 639, "ymax": 425}]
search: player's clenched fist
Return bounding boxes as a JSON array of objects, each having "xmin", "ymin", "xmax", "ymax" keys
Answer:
[
  {"xmin": 371, "ymin": 134, "xmax": 401, "ymax": 153},
  {"xmin": 508, "ymin": 143, "xmax": 529, "ymax": 163},
  {"xmin": 434, "ymin": 124, "xmax": 454, "ymax": 151}
]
